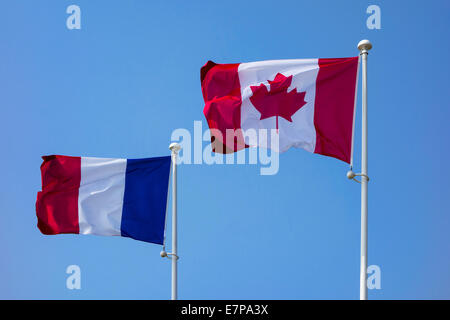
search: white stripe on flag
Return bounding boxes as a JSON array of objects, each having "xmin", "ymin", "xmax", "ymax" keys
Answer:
[
  {"xmin": 238, "ymin": 59, "xmax": 319, "ymax": 153},
  {"xmin": 78, "ymin": 157, "xmax": 127, "ymax": 236}
]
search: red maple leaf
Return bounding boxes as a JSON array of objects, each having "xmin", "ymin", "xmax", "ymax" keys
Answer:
[{"xmin": 250, "ymin": 73, "xmax": 307, "ymax": 130}]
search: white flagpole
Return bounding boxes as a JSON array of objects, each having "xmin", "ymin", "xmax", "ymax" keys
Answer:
[
  {"xmin": 169, "ymin": 142, "xmax": 181, "ymax": 300},
  {"xmin": 358, "ymin": 39, "xmax": 372, "ymax": 300}
]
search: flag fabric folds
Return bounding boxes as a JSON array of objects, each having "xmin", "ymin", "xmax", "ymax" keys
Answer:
[
  {"xmin": 36, "ymin": 155, "xmax": 171, "ymax": 245},
  {"xmin": 201, "ymin": 57, "xmax": 359, "ymax": 163}
]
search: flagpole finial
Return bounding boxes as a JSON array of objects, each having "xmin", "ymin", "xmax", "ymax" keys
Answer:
[
  {"xmin": 169, "ymin": 143, "xmax": 181, "ymax": 153},
  {"xmin": 358, "ymin": 40, "xmax": 372, "ymax": 54}
]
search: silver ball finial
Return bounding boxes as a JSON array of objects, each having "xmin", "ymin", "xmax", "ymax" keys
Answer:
[
  {"xmin": 358, "ymin": 40, "xmax": 372, "ymax": 53},
  {"xmin": 347, "ymin": 170, "xmax": 356, "ymax": 179},
  {"xmin": 169, "ymin": 143, "xmax": 181, "ymax": 153},
  {"xmin": 160, "ymin": 250, "xmax": 168, "ymax": 258}
]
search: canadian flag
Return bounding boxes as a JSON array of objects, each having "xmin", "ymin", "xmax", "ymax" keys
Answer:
[{"xmin": 201, "ymin": 57, "xmax": 359, "ymax": 163}]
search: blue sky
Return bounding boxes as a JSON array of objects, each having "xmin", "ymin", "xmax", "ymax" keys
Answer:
[{"xmin": 1, "ymin": 0, "xmax": 449, "ymax": 299}]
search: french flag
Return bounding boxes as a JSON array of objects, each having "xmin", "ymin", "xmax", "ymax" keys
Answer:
[
  {"xmin": 36, "ymin": 155, "xmax": 171, "ymax": 245},
  {"xmin": 201, "ymin": 57, "xmax": 359, "ymax": 163}
]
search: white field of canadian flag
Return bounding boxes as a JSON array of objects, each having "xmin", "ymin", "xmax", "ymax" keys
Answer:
[{"xmin": 201, "ymin": 57, "xmax": 359, "ymax": 163}]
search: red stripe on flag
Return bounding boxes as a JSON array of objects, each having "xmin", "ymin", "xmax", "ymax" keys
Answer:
[
  {"xmin": 314, "ymin": 57, "xmax": 359, "ymax": 163},
  {"xmin": 36, "ymin": 155, "xmax": 81, "ymax": 235},
  {"xmin": 201, "ymin": 61, "xmax": 247, "ymax": 153}
]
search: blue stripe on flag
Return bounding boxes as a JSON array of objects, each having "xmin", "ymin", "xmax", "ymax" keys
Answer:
[{"xmin": 120, "ymin": 156, "xmax": 171, "ymax": 245}]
